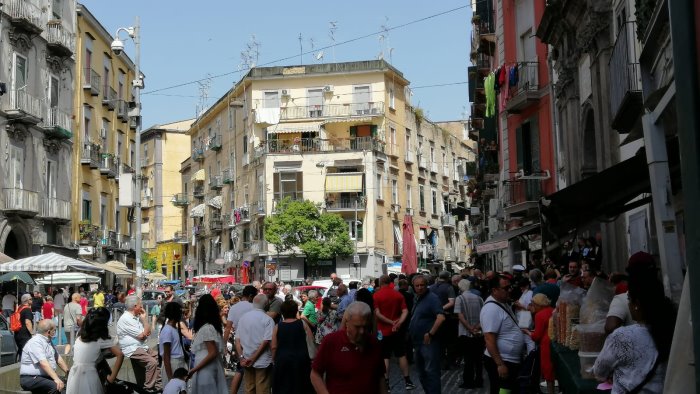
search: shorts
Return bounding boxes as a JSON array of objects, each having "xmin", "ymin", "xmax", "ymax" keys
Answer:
[{"xmin": 380, "ymin": 332, "xmax": 406, "ymax": 359}]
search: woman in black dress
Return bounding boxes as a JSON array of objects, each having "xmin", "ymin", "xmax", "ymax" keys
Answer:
[{"xmin": 271, "ymin": 300, "xmax": 314, "ymax": 393}]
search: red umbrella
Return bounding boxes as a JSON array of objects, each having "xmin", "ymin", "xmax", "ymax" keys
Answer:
[{"xmin": 401, "ymin": 214, "xmax": 418, "ymax": 274}]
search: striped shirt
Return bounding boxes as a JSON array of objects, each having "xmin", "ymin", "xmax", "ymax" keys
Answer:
[{"xmin": 455, "ymin": 291, "xmax": 483, "ymax": 337}]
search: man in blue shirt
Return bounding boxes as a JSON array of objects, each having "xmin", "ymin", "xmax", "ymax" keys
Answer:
[{"xmin": 408, "ymin": 275, "xmax": 446, "ymax": 393}]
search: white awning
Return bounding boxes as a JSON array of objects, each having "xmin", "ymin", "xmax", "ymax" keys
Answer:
[
  {"xmin": 207, "ymin": 195, "xmax": 222, "ymax": 209},
  {"xmin": 191, "ymin": 169, "xmax": 205, "ymax": 182},
  {"xmin": 267, "ymin": 121, "xmax": 322, "ymax": 134},
  {"xmin": 0, "ymin": 252, "xmax": 104, "ymax": 273},
  {"xmin": 190, "ymin": 203, "xmax": 205, "ymax": 218}
]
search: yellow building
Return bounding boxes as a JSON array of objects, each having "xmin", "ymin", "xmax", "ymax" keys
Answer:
[
  {"xmin": 140, "ymin": 119, "xmax": 193, "ymax": 279},
  {"xmin": 179, "ymin": 60, "xmax": 475, "ymax": 282},
  {"xmin": 73, "ymin": 4, "xmax": 139, "ymax": 271}
]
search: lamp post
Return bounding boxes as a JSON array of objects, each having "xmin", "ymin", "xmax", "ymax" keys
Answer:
[{"xmin": 111, "ymin": 18, "xmax": 143, "ymax": 298}]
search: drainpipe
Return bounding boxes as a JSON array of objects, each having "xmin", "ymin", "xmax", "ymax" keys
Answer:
[{"xmin": 546, "ymin": 48, "xmax": 561, "ymax": 192}]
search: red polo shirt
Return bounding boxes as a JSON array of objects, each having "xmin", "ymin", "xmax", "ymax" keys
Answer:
[
  {"xmin": 373, "ymin": 286, "xmax": 407, "ymax": 336},
  {"xmin": 312, "ymin": 330, "xmax": 385, "ymax": 394}
]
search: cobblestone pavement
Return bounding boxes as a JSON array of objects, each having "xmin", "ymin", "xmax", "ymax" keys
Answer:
[{"xmin": 385, "ymin": 360, "xmax": 490, "ymax": 394}]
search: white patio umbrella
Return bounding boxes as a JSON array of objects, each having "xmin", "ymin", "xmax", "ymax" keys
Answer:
[{"xmin": 36, "ymin": 272, "xmax": 101, "ymax": 285}]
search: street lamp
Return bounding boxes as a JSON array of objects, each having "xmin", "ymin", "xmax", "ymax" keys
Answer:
[{"xmin": 111, "ymin": 18, "xmax": 143, "ymax": 298}]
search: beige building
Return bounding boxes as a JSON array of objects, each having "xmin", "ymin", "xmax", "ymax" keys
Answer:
[
  {"xmin": 140, "ymin": 119, "xmax": 193, "ymax": 278},
  {"xmin": 180, "ymin": 60, "xmax": 474, "ymax": 282},
  {"xmin": 72, "ymin": 4, "xmax": 139, "ymax": 270}
]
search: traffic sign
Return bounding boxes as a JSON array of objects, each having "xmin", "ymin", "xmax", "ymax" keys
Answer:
[
  {"xmin": 353, "ymin": 254, "xmax": 360, "ymax": 264},
  {"xmin": 267, "ymin": 268, "xmax": 276, "ymax": 276}
]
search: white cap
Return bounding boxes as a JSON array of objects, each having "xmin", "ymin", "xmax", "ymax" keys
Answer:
[{"xmin": 512, "ymin": 264, "xmax": 526, "ymax": 272}]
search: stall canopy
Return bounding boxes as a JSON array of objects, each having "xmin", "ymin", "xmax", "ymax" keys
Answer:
[
  {"xmin": 0, "ymin": 252, "xmax": 104, "ymax": 273},
  {"xmin": 0, "ymin": 271, "xmax": 34, "ymax": 284},
  {"xmin": 539, "ymin": 151, "xmax": 651, "ymax": 238},
  {"xmin": 191, "ymin": 169, "xmax": 205, "ymax": 182},
  {"xmin": 36, "ymin": 272, "xmax": 101, "ymax": 285},
  {"xmin": 0, "ymin": 252, "xmax": 14, "ymax": 264},
  {"xmin": 475, "ymin": 223, "xmax": 540, "ymax": 253},
  {"xmin": 325, "ymin": 173, "xmax": 364, "ymax": 193},
  {"xmin": 82, "ymin": 260, "xmax": 133, "ymax": 277},
  {"xmin": 267, "ymin": 121, "xmax": 322, "ymax": 134},
  {"xmin": 192, "ymin": 274, "xmax": 235, "ymax": 284},
  {"xmin": 190, "ymin": 203, "xmax": 205, "ymax": 218}
]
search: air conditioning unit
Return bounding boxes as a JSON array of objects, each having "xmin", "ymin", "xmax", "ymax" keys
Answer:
[
  {"xmin": 100, "ymin": 128, "xmax": 106, "ymax": 138},
  {"xmin": 281, "ymin": 89, "xmax": 290, "ymax": 97},
  {"xmin": 323, "ymin": 85, "xmax": 333, "ymax": 93}
]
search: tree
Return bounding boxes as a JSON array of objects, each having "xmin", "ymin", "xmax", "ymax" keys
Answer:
[
  {"xmin": 142, "ymin": 252, "xmax": 157, "ymax": 273},
  {"xmin": 264, "ymin": 197, "xmax": 354, "ymax": 264}
]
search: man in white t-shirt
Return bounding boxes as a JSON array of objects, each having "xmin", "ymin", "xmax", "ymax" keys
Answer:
[
  {"xmin": 235, "ymin": 294, "xmax": 274, "ymax": 394},
  {"xmin": 223, "ymin": 285, "xmax": 257, "ymax": 394},
  {"xmin": 2, "ymin": 291, "xmax": 17, "ymax": 317},
  {"xmin": 52, "ymin": 289, "xmax": 65, "ymax": 317},
  {"xmin": 480, "ymin": 275, "xmax": 524, "ymax": 394}
]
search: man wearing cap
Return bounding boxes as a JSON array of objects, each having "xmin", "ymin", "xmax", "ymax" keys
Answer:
[
  {"xmin": 15, "ymin": 293, "xmax": 35, "ymax": 359},
  {"xmin": 604, "ymin": 252, "xmax": 655, "ymax": 335}
]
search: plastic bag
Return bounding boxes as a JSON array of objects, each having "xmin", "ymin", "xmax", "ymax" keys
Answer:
[{"xmin": 580, "ymin": 277, "xmax": 614, "ymax": 324}]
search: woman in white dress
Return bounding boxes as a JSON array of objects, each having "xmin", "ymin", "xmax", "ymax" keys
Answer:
[
  {"xmin": 186, "ymin": 294, "xmax": 227, "ymax": 394},
  {"xmin": 66, "ymin": 307, "xmax": 124, "ymax": 394}
]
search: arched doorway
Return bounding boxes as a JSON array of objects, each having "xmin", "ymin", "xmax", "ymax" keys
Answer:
[
  {"xmin": 0, "ymin": 220, "xmax": 31, "ymax": 259},
  {"xmin": 582, "ymin": 109, "xmax": 597, "ymax": 178}
]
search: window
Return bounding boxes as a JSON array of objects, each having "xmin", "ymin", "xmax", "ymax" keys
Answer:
[
  {"xmin": 406, "ymin": 184, "xmax": 412, "ymax": 209},
  {"xmin": 391, "ymin": 179, "xmax": 398, "ymax": 203},
  {"xmin": 84, "ymin": 43, "xmax": 92, "ymax": 84},
  {"xmin": 118, "ymin": 132, "xmax": 124, "ymax": 157},
  {"xmin": 308, "ymin": 88, "xmax": 323, "ymax": 117},
  {"xmin": 82, "ymin": 190, "xmax": 92, "ymax": 221},
  {"xmin": 390, "ymin": 126, "xmax": 396, "ymax": 145},
  {"xmin": 130, "ymin": 140, "xmax": 135, "ymax": 167},
  {"xmin": 353, "ymin": 85, "xmax": 371, "ymax": 114},
  {"xmin": 430, "ymin": 145, "xmax": 436, "ymax": 164},
  {"xmin": 419, "ymin": 185, "xmax": 425, "ymax": 212},
  {"xmin": 49, "ymin": 75, "xmax": 59, "ymax": 108},
  {"xmin": 100, "ymin": 194, "xmax": 107, "ymax": 228},
  {"xmin": 102, "ymin": 119, "xmax": 109, "ymax": 150},
  {"xmin": 115, "ymin": 201, "xmax": 121, "ymax": 233},
  {"xmin": 263, "ymin": 91, "xmax": 279, "ymax": 108},
  {"xmin": 405, "ymin": 129, "xmax": 411, "ymax": 150},
  {"xmin": 46, "ymin": 160, "xmax": 57, "ymax": 198},
  {"xmin": 242, "ymin": 135, "xmax": 248, "ymax": 154},
  {"xmin": 431, "ymin": 188, "xmax": 438, "ymax": 215},
  {"xmin": 389, "ymin": 87, "xmax": 395, "ymax": 109},
  {"xmin": 118, "ymin": 71, "xmax": 125, "ymax": 99},
  {"xmin": 9, "ymin": 146, "xmax": 23, "ymax": 190},
  {"xmin": 12, "ymin": 53, "xmax": 27, "ymax": 94},
  {"xmin": 103, "ymin": 54, "xmax": 111, "ymax": 96},
  {"xmin": 347, "ymin": 220, "xmax": 363, "ymax": 241},
  {"xmin": 273, "ymin": 172, "xmax": 303, "ymax": 201},
  {"xmin": 376, "ymin": 174, "xmax": 383, "ymax": 200},
  {"xmin": 52, "ymin": 0, "xmax": 62, "ymax": 19},
  {"xmin": 83, "ymin": 106, "xmax": 92, "ymax": 142}
]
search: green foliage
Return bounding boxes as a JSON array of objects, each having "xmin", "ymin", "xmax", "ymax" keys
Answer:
[
  {"xmin": 142, "ymin": 252, "xmax": 157, "ymax": 273},
  {"xmin": 264, "ymin": 197, "xmax": 354, "ymax": 264}
]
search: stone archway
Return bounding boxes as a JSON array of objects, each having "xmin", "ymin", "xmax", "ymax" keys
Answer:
[
  {"xmin": 0, "ymin": 219, "xmax": 32, "ymax": 259},
  {"xmin": 582, "ymin": 108, "xmax": 597, "ymax": 178}
]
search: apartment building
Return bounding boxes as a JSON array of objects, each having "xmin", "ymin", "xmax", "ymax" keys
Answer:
[
  {"xmin": 0, "ymin": 0, "xmax": 76, "ymax": 258},
  {"xmin": 179, "ymin": 60, "xmax": 474, "ymax": 283},
  {"xmin": 140, "ymin": 119, "xmax": 193, "ymax": 278},
  {"xmin": 73, "ymin": 4, "xmax": 139, "ymax": 268}
]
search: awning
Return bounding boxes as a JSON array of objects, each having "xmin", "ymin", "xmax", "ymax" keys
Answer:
[
  {"xmin": 207, "ymin": 195, "xmax": 222, "ymax": 209},
  {"xmin": 475, "ymin": 223, "xmax": 540, "ymax": 253},
  {"xmin": 323, "ymin": 117, "xmax": 373, "ymax": 124},
  {"xmin": 0, "ymin": 252, "xmax": 104, "ymax": 273},
  {"xmin": 190, "ymin": 203, "xmax": 205, "ymax": 218},
  {"xmin": 539, "ymin": 151, "xmax": 651, "ymax": 238},
  {"xmin": 267, "ymin": 121, "xmax": 322, "ymax": 134},
  {"xmin": 191, "ymin": 169, "xmax": 205, "ymax": 182},
  {"xmin": 325, "ymin": 173, "xmax": 363, "ymax": 193},
  {"xmin": 82, "ymin": 260, "xmax": 133, "ymax": 277}
]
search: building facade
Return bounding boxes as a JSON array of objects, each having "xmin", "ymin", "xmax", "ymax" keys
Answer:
[
  {"xmin": 0, "ymin": 0, "xmax": 76, "ymax": 258},
  {"xmin": 179, "ymin": 60, "xmax": 474, "ymax": 283},
  {"xmin": 140, "ymin": 119, "xmax": 193, "ymax": 278},
  {"xmin": 73, "ymin": 4, "xmax": 138, "ymax": 268}
]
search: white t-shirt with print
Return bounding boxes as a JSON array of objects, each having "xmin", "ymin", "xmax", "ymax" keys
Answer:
[{"xmin": 480, "ymin": 296, "xmax": 525, "ymax": 363}]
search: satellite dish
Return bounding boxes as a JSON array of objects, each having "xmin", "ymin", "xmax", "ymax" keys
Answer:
[{"xmin": 316, "ymin": 51, "xmax": 324, "ymax": 61}]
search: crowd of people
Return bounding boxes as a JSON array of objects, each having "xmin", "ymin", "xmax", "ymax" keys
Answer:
[{"xmin": 2, "ymin": 242, "xmax": 677, "ymax": 394}]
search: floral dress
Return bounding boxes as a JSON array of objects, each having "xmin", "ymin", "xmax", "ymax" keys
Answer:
[{"xmin": 314, "ymin": 309, "xmax": 339, "ymax": 345}]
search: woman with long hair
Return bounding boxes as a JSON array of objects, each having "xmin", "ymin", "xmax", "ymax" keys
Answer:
[
  {"xmin": 593, "ymin": 271, "xmax": 676, "ymax": 393},
  {"xmin": 315, "ymin": 297, "xmax": 340, "ymax": 345},
  {"xmin": 271, "ymin": 300, "xmax": 313, "ymax": 393},
  {"xmin": 159, "ymin": 302, "xmax": 188, "ymax": 387},
  {"xmin": 187, "ymin": 294, "xmax": 227, "ymax": 394},
  {"xmin": 66, "ymin": 307, "xmax": 124, "ymax": 394}
]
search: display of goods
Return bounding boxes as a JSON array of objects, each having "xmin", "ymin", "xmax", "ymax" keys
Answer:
[
  {"xmin": 558, "ymin": 302, "xmax": 567, "ymax": 343},
  {"xmin": 579, "ymin": 352, "xmax": 599, "ymax": 380},
  {"xmin": 577, "ymin": 321, "xmax": 607, "ymax": 353},
  {"xmin": 568, "ymin": 325, "xmax": 580, "ymax": 350},
  {"xmin": 548, "ymin": 315, "xmax": 556, "ymax": 342}
]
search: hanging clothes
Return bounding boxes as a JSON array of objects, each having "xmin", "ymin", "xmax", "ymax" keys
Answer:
[
  {"xmin": 485, "ymin": 72, "xmax": 496, "ymax": 118},
  {"xmin": 498, "ymin": 66, "xmax": 507, "ymax": 91},
  {"xmin": 493, "ymin": 66, "xmax": 501, "ymax": 94},
  {"xmin": 509, "ymin": 63, "xmax": 519, "ymax": 87}
]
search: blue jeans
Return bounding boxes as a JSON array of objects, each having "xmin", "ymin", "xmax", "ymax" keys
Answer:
[{"xmin": 414, "ymin": 340, "xmax": 442, "ymax": 394}]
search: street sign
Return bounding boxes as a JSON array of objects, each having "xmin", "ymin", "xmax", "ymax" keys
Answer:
[
  {"xmin": 353, "ymin": 254, "xmax": 360, "ymax": 265},
  {"xmin": 267, "ymin": 268, "xmax": 276, "ymax": 276}
]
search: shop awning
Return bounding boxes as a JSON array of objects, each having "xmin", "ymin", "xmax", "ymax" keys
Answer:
[
  {"xmin": 267, "ymin": 121, "xmax": 322, "ymax": 134},
  {"xmin": 190, "ymin": 203, "xmax": 205, "ymax": 218},
  {"xmin": 539, "ymin": 151, "xmax": 651, "ymax": 238},
  {"xmin": 191, "ymin": 169, "xmax": 205, "ymax": 182},
  {"xmin": 325, "ymin": 173, "xmax": 364, "ymax": 193},
  {"xmin": 475, "ymin": 223, "xmax": 540, "ymax": 253},
  {"xmin": 207, "ymin": 195, "xmax": 222, "ymax": 209},
  {"xmin": 82, "ymin": 260, "xmax": 134, "ymax": 277}
]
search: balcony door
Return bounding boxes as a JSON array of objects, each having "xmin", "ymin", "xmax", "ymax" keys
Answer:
[
  {"xmin": 46, "ymin": 160, "xmax": 57, "ymax": 200},
  {"xmin": 7, "ymin": 147, "xmax": 24, "ymax": 208},
  {"xmin": 353, "ymin": 85, "xmax": 371, "ymax": 115},
  {"xmin": 308, "ymin": 88, "xmax": 323, "ymax": 117}
]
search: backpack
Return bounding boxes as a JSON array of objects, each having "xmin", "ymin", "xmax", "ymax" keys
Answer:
[{"xmin": 10, "ymin": 305, "xmax": 29, "ymax": 332}]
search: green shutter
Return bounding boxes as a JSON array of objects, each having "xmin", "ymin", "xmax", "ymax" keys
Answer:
[
  {"xmin": 370, "ymin": 125, "xmax": 378, "ymax": 137},
  {"xmin": 349, "ymin": 126, "xmax": 358, "ymax": 137}
]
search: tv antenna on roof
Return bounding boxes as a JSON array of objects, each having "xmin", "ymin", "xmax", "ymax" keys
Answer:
[{"xmin": 329, "ymin": 21, "xmax": 338, "ymax": 62}]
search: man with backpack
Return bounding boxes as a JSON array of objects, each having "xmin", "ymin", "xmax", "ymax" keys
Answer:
[{"xmin": 13, "ymin": 294, "xmax": 34, "ymax": 360}]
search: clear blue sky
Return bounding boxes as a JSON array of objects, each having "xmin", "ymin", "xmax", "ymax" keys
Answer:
[{"xmin": 81, "ymin": 1, "xmax": 471, "ymax": 128}]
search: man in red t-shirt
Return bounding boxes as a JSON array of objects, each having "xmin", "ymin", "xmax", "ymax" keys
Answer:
[
  {"xmin": 373, "ymin": 275, "xmax": 415, "ymax": 390},
  {"xmin": 311, "ymin": 301, "xmax": 387, "ymax": 394}
]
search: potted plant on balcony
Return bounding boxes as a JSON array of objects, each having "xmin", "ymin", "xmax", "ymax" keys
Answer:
[{"xmin": 79, "ymin": 220, "xmax": 93, "ymax": 241}]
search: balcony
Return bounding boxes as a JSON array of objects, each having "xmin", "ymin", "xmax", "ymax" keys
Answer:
[
  {"xmin": 173, "ymin": 231, "xmax": 189, "ymax": 244},
  {"xmin": 207, "ymin": 134, "xmax": 222, "ymax": 151},
  {"xmin": 325, "ymin": 196, "xmax": 366, "ymax": 212},
  {"xmin": 503, "ymin": 177, "xmax": 544, "ymax": 215},
  {"xmin": 418, "ymin": 154, "xmax": 428, "ymax": 170},
  {"xmin": 171, "ymin": 193, "xmax": 189, "ymax": 207},
  {"xmin": 45, "ymin": 21, "xmax": 74, "ymax": 57},
  {"xmin": 609, "ymin": 22, "xmax": 643, "ymax": 132},
  {"xmin": 2, "ymin": 90, "xmax": 43, "ymax": 124},
  {"xmin": 2, "ymin": 188, "xmax": 39, "ymax": 216},
  {"xmin": 116, "ymin": 100, "xmax": 129, "ymax": 122},
  {"xmin": 102, "ymin": 87, "xmax": 117, "ymax": 111},
  {"xmin": 101, "ymin": 229, "xmax": 119, "ymax": 249},
  {"xmin": 505, "ymin": 62, "xmax": 540, "ymax": 113},
  {"xmin": 192, "ymin": 147, "xmax": 205, "ymax": 161},
  {"xmin": 81, "ymin": 143, "xmax": 101, "ymax": 168},
  {"xmin": 277, "ymin": 101, "xmax": 385, "ymax": 121},
  {"xmin": 222, "ymin": 168, "xmax": 235, "ymax": 184},
  {"xmin": 265, "ymin": 136, "xmax": 382, "ymax": 154},
  {"xmin": 209, "ymin": 215, "xmax": 223, "ymax": 232},
  {"xmin": 83, "ymin": 68, "xmax": 101, "ymax": 96},
  {"xmin": 230, "ymin": 207, "xmax": 251, "ymax": 226},
  {"xmin": 430, "ymin": 161, "xmax": 438, "ymax": 174},
  {"xmin": 78, "ymin": 221, "xmax": 99, "ymax": 245},
  {"xmin": 40, "ymin": 198, "xmax": 71, "ymax": 222},
  {"xmin": 404, "ymin": 150, "xmax": 414, "ymax": 163},
  {"xmin": 442, "ymin": 164, "xmax": 450, "ymax": 178},
  {"xmin": 99, "ymin": 154, "xmax": 118, "ymax": 177},
  {"xmin": 441, "ymin": 214, "xmax": 457, "ymax": 229},
  {"xmin": 250, "ymin": 201, "xmax": 266, "ymax": 216},
  {"xmin": 193, "ymin": 185, "xmax": 205, "ymax": 199},
  {"xmin": 385, "ymin": 143, "xmax": 400, "ymax": 158},
  {"xmin": 193, "ymin": 225, "xmax": 205, "ymax": 238},
  {"xmin": 5, "ymin": 0, "xmax": 43, "ymax": 34},
  {"xmin": 39, "ymin": 107, "xmax": 73, "ymax": 139},
  {"xmin": 209, "ymin": 175, "xmax": 223, "ymax": 190},
  {"xmin": 129, "ymin": 115, "xmax": 139, "ymax": 130},
  {"xmin": 121, "ymin": 162, "xmax": 134, "ymax": 174}
]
